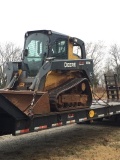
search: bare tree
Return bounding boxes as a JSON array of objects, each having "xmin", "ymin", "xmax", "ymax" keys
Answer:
[
  {"xmin": 0, "ymin": 42, "xmax": 21, "ymax": 63},
  {"xmin": 109, "ymin": 44, "xmax": 120, "ymax": 81},
  {"xmin": 0, "ymin": 42, "xmax": 22, "ymax": 88},
  {"xmin": 86, "ymin": 41, "xmax": 106, "ymax": 72},
  {"xmin": 85, "ymin": 41, "xmax": 106, "ymax": 86},
  {"xmin": 104, "ymin": 57, "xmax": 114, "ymax": 75}
]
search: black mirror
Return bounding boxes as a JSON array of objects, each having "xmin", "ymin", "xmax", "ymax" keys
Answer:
[{"xmin": 23, "ymin": 49, "xmax": 28, "ymax": 57}]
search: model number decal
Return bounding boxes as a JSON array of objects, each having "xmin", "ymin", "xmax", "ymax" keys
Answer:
[
  {"xmin": 86, "ymin": 61, "xmax": 91, "ymax": 64},
  {"xmin": 64, "ymin": 62, "xmax": 76, "ymax": 68}
]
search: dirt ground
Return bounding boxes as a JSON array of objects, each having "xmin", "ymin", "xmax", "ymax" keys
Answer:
[{"xmin": 0, "ymin": 121, "xmax": 120, "ymax": 160}]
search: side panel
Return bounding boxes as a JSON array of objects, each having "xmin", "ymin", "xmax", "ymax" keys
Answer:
[{"xmin": 51, "ymin": 59, "xmax": 93, "ymax": 84}]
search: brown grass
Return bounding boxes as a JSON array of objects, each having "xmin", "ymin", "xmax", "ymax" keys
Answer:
[{"xmin": 92, "ymin": 87, "xmax": 107, "ymax": 100}]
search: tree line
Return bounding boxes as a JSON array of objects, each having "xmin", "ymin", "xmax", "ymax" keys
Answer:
[
  {"xmin": 0, "ymin": 41, "xmax": 120, "ymax": 88},
  {"xmin": 86, "ymin": 42, "xmax": 120, "ymax": 87}
]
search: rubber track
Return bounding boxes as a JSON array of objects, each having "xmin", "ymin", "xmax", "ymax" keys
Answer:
[{"xmin": 49, "ymin": 78, "xmax": 88, "ymax": 102}]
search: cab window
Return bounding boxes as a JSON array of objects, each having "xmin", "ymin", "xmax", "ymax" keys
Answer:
[
  {"xmin": 73, "ymin": 45, "xmax": 81, "ymax": 58},
  {"xmin": 51, "ymin": 39, "xmax": 68, "ymax": 58}
]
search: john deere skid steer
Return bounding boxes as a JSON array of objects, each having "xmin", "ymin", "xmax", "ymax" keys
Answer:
[{"xmin": 0, "ymin": 30, "xmax": 93, "ymax": 117}]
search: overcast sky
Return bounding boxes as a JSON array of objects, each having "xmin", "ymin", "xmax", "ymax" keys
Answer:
[{"xmin": 0, "ymin": 0, "xmax": 120, "ymax": 47}]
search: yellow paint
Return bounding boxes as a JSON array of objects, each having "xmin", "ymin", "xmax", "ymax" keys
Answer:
[
  {"xmin": 68, "ymin": 38, "xmax": 79, "ymax": 60},
  {"xmin": 81, "ymin": 83, "xmax": 86, "ymax": 91},
  {"xmin": 19, "ymin": 82, "xmax": 25, "ymax": 87},
  {"xmin": 18, "ymin": 69, "xmax": 22, "ymax": 76},
  {"xmin": 44, "ymin": 71, "xmax": 75, "ymax": 91}
]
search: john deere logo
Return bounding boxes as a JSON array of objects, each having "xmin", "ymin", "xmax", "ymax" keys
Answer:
[{"xmin": 64, "ymin": 62, "xmax": 76, "ymax": 68}]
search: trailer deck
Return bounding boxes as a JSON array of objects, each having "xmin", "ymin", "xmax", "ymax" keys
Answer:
[{"xmin": 14, "ymin": 100, "xmax": 120, "ymax": 136}]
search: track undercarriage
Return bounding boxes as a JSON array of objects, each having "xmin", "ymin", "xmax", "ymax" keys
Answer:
[{"xmin": 49, "ymin": 78, "xmax": 92, "ymax": 112}]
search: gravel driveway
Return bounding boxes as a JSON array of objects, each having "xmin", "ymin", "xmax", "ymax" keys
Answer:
[{"xmin": 0, "ymin": 121, "xmax": 120, "ymax": 160}]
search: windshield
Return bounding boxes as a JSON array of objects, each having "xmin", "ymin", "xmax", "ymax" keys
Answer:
[
  {"xmin": 24, "ymin": 33, "xmax": 49, "ymax": 76},
  {"xmin": 25, "ymin": 33, "xmax": 49, "ymax": 57}
]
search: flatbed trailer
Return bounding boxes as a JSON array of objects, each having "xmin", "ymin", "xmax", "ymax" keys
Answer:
[
  {"xmin": 1, "ymin": 73, "xmax": 120, "ymax": 136},
  {"xmin": 1, "ymin": 98, "xmax": 120, "ymax": 136},
  {"xmin": 15, "ymin": 101, "xmax": 120, "ymax": 136}
]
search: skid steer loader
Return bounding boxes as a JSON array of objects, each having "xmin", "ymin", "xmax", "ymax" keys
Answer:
[{"xmin": 0, "ymin": 30, "xmax": 93, "ymax": 116}]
